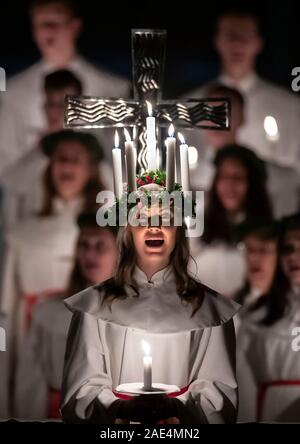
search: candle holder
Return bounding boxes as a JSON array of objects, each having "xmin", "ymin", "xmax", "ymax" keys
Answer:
[{"xmin": 115, "ymin": 382, "xmax": 180, "ymax": 396}]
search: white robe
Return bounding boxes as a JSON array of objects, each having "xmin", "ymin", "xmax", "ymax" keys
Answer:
[
  {"xmin": 0, "ymin": 56, "xmax": 130, "ymax": 178},
  {"xmin": 61, "ymin": 265, "xmax": 240, "ymax": 424},
  {"xmin": 189, "ymin": 241, "xmax": 246, "ymax": 298},
  {"xmin": 1, "ymin": 148, "xmax": 114, "ymax": 230},
  {"xmin": 187, "ymin": 73, "xmax": 300, "ymax": 171},
  {"xmin": 0, "ymin": 197, "xmax": 80, "ymax": 416},
  {"xmin": 14, "ymin": 297, "xmax": 72, "ymax": 420},
  {"xmin": 237, "ymin": 291, "xmax": 300, "ymax": 422}
]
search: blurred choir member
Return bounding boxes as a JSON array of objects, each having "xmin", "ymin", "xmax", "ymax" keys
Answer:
[
  {"xmin": 234, "ymin": 222, "xmax": 279, "ymax": 331},
  {"xmin": 190, "ymin": 83, "xmax": 300, "ymax": 218},
  {"xmin": 0, "ymin": 0, "xmax": 129, "ymax": 178},
  {"xmin": 190, "ymin": 85, "xmax": 244, "ymax": 192},
  {"xmin": 0, "ymin": 131, "xmax": 104, "ymax": 415},
  {"xmin": 237, "ymin": 214, "xmax": 300, "ymax": 422},
  {"xmin": 14, "ymin": 213, "xmax": 118, "ymax": 419},
  {"xmin": 188, "ymin": 7, "xmax": 300, "ymax": 171},
  {"xmin": 1, "ymin": 70, "xmax": 113, "ymax": 230},
  {"xmin": 190, "ymin": 145, "xmax": 273, "ymax": 298}
]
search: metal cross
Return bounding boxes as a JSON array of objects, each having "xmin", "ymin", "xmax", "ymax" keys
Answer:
[{"xmin": 64, "ymin": 29, "xmax": 230, "ymax": 171}]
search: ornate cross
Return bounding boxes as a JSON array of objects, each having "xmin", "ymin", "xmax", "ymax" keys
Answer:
[{"xmin": 64, "ymin": 29, "xmax": 230, "ymax": 171}]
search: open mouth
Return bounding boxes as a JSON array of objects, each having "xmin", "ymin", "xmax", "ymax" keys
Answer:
[{"xmin": 145, "ymin": 239, "xmax": 164, "ymax": 247}]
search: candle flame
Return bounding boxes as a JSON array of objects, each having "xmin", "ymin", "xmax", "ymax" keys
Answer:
[
  {"xmin": 168, "ymin": 124, "xmax": 175, "ymax": 137},
  {"xmin": 146, "ymin": 101, "xmax": 153, "ymax": 117},
  {"xmin": 142, "ymin": 340, "xmax": 150, "ymax": 356},
  {"xmin": 124, "ymin": 128, "xmax": 131, "ymax": 142},
  {"xmin": 114, "ymin": 130, "xmax": 119, "ymax": 148},
  {"xmin": 264, "ymin": 116, "xmax": 279, "ymax": 138},
  {"xmin": 178, "ymin": 132, "xmax": 185, "ymax": 144}
]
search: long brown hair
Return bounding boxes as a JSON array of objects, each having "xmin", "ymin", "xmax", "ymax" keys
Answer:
[
  {"xmin": 99, "ymin": 222, "xmax": 205, "ymax": 316},
  {"xmin": 39, "ymin": 157, "xmax": 105, "ymax": 216}
]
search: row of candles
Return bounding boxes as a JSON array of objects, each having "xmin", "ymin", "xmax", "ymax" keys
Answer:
[{"xmin": 112, "ymin": 102, "xmax": 191, "ymax": 199}]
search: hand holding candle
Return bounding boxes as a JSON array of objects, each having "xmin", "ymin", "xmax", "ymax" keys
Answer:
[
  {"xmin": 142, "ymin": 340, "xmax": 152, "ymax": 391},
  {"xmin": 112, "ymin": 130, "xmax": 123, "ymax": 199},
  {"xmin": 146, "ymin": 101, "xmax": 157, "ymax": 171},
  {"xmin": 124, "ymin": 128, "xmax": 137, "ymax": 192}
]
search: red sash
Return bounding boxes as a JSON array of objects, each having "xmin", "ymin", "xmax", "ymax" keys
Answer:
[
  {"xmin": 48, "ymin": 388, "xmax": 61, "ymax": 419},
  {"xmin": 257, "ymin": 379, "xmax": 300, "ymax": 421},
  {"xmin": 24, "ymin": 289, "xmax": 64, "ymax": 329}
]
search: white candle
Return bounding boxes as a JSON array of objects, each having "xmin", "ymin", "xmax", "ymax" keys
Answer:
[
  {"xmin": 124, "ymin": 128, "xmax": 137, "ymax": 192},
  {"xmin": 165, "ymin": 124, "xmax": 176, "ymax": 191},
  {"xmin": 146, "ymin": 101, "xmax": 157, "ymax": 171},
  {"xmin": 142, "ymin": 340, "xmax": 152, "ymax": 390},
  {"xmin": 112, "ymin": 130, "xmax": 123, "ymax": 199},
  {"xmin": 178, "ymin": 132, "xmax": 191, "ymax": 192},
  {"xmin": 264, "ymin": 115, "xmax": 280, "ymax": 159}
]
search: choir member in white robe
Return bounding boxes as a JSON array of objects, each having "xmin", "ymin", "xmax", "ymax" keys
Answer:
[
  {"xmin": 0, "ymin": 131, "xmax": 104, "ymax": 416},
  {"xmin": 188, "ymin": 84, "xmax": 300, "ymax": 219},
  {"xmin": 14, "ymin": 215, "xmax": 118, "ymax": 420},
  {"xmin": 1, "ymin": 70, "xmax": 113, "ymax": 230},
  {"xmin": 187, "ymin": 8, "xmax": 300, "ymax": 171},
  {"xmin": 61, "ymin": 202, "xmax": 240, "ymax": 424},
  {"xmin": 0, "ymin": 0, "xmax": 129, "ymax": 178},
  {"xmin": 190, "ymin": 145, "xmax": 273, "ymax": 298},
  {"xmin": 237, "ymin": 213, "xmax": 300, "ymax": 422},
  {"xmin": 234, "ymin": 222, "xmax": 278, "ymax": 333}
]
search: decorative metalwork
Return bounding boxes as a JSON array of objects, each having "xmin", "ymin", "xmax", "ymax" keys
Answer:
[{"xmin": 64, "ymin": 29, "xmax": 230, "ymax": 172}]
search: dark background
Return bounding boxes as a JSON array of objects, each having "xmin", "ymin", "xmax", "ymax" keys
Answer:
[{"xmin": 0, "ymin": 0, "xmax": 299, "ymax": 96}]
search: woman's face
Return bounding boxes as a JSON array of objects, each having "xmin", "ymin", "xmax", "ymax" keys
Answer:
[
  {"xmin": 245, "ymin": 234, "xmax": 277, "ymax": 293},
  {"xmin": 51, "ymin": 140, "xmax": 93, "ymax": 200},
  {"xmin": 281, "ymin": 229, "xmax": 300, "ymax": 287},
  {"xmin": 77, "ymin": 227, "xmax": 118, "ymax": 285},
  {"xmin": 130, "ymin": 206, "xmax": 177, "ymax": 268},
  {"xmin": 216, "ymin": 158, "xmax": 248, "ymax": 213}
]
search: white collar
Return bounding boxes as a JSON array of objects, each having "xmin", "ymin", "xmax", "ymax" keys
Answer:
[
  {"xmin": 52, "ymin": 196, "xmax": 84, "ymax": 216},
  {"xmin": 219, "ymin": 71, "xmax": 258, "ymax": 93},
  {"xmin": 244, "ymin": 287, "xmax": 262, "ymax": 306},
  {"xmin": 40, "ymin": 54, "xmax": 84, "ymax": 75},
  {"xmin": 133, "ymin": 265, "xmax": 174, "ymax": 286}
]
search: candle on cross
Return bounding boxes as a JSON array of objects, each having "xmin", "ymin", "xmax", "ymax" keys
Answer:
[
  {"xmin": 165, "ymin": 124, "xmax": 176, "ymax": 191},
  {"xmin": 112, "ymin": 130, "xmax": 123, "ymax": 199},
  {"xmin": 146, "ymin": 101, "xmax": 157, "ymax": 172},
  {"xmin": 124, "ymin": 128, "xmax": 137, "ymax": 192}
]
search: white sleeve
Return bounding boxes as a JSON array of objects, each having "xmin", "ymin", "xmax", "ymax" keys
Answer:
[
  {"xmin": 236, "ymin": 326, "xmax": 258, "ymax": 422},
  {"xmin": 61, "ymin": 311, "xmax": 119, "ymax": 423},
  {"xmin": 176, "ymin": 320, "xmax": 238, "ymax": 424},
  {"xmin": 14, "ymin": 313, "xmax": 48, "ymax": 419}
]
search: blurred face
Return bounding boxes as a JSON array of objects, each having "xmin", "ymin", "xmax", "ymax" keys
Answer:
[
  {"xmin": 44, "ymin": 85, "xmax": 79, "ymax": 132},
  {"xmin": 31, "ymin": 4, "xmax": 81, "ymax": 63},
  {"xmin": 51, "ymin": 140, "xmax": 93, "ymax": 200},
  {"xmin": 130, "ymin": 206, "xmax": 177, "ymax": 270},
  {"xmin": 216, "ymin": 158, "xmax": 248, "ymax": 212},
  {"xmin": 205, "ymin": 98, "xmax": 244, "ymax": 149},
  {"xmin": 245, "ymin": 235, "xmax": 277, "ymax": 292},
  {"xmin": 215, "ymin": 15, "xmax": 263, "ymax": 78},
  {"xmin": 281, "ymin": 229, "xmax": 300, "ymax": 287},
  {"xmin": 77, "ymin": 228, "xmax": 118, "ymax": 285}
]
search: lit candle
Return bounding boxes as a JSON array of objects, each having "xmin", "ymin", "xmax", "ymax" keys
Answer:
[
  {"xmin": 178, "ymin": 132, "xmax": 191, "ymax": 192},
  {"xmin": 124, "ymin": 128, "xmax": 137, "ymax": 192},
  {"xmin": 142, "ymin": 340, "xmax": 152, "ymax": 391},
  {"xmin": 165, "ymin": 124, "xmax": 176, "ymax": 191},
  {"xmin": 112, "ymin": 130, "xmax": 123, "ymax": 199},
  {"xmin": 264, "ymin": 115, "xmax": 279, "ymax": 159},
  {"xmin": 146, "ymin": 101, "xmax": 157, "ymax": 171}
]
